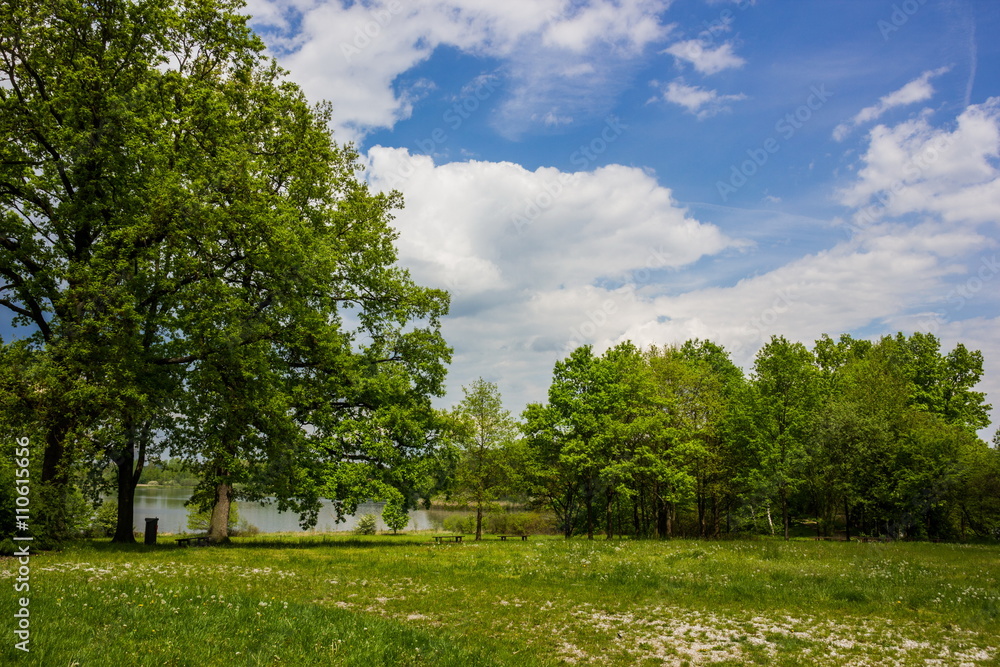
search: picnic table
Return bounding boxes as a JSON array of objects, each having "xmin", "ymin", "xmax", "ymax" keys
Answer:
[
  {"xmin": 497, "ymin": 535, "xmax": 528, "ymax": 541},
  {"xmin": 433, "ymin": 535, "xmax": 464, "ymax": 543},
  {"xmin": 176, "ymin": 536, "xmax": 211, "ymax": 547}
]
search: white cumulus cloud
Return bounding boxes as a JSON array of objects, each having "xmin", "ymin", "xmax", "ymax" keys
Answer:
[
  {"xmin": 839, "ymin": 97, "xmax": 1000, "ymax": 227},
  {"xmin": 663, "ymin": 39, "xmax": 745, "ymax": 75},
  {"xmin": 245, "ymin": 0, "xmax": 673, "ymax": 140}
]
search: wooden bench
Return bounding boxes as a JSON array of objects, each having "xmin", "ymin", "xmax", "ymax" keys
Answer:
[
  {"xmin": 432, "ymin": 535, "xmax": 464, "ymax": 543},
  {"xmin": 498, "ymin": 535, "xmax": 528, "ymax": 541},
  {"xmin": 176, "ymin": 536, "xmax": 210, "ymax": 547}
]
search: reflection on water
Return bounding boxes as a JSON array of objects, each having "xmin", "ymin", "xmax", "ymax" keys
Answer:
[{"xmin": 121, "ymin": 486, "xmax": 458, "ymax": 534}]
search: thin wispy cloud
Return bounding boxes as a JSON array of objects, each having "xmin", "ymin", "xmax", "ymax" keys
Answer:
[
  {"xmin": 653, "ymin": 79, "xmax": 746, "ymax": 119},
  {"xmin": 833, "ymin": 67, "xmax": 951, "ymax": 141}
]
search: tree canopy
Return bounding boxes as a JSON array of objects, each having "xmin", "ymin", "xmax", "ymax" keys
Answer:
[
  {"xmin": 0, "ymin": 0, "xmax": 450, "ymax": 544},
  {"xmin": 522, "ymin": 333, "xmax": 995, "ymax": 541}
]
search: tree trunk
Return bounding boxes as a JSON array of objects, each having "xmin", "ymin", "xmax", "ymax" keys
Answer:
[
  {"xmin": 208, "ymin": 481, "xmax": 232, "ymax": 543},
  {"xmin": 711, "ymin": 494, "xmax": 720, "ymax": 538},
  {"xmin": 40, "ymin": 422, "xmax": 72, "ymax": 540},
  {"xmin": 559, "ymin": 488, "xmax": 575, "ymax": 538},
  {"xmin": 656, "ymin": 499, "xmax": 668, "ymax": 538},
  {"xmin": 632, "ymin": 492, "xmax": 641, "ymax": 538},
  {"xmin": 112, "ymin": 446, "xmax": 137, "ymax": 543},
  {"xmin": 844, "ymin": 498, "xmax": 851, "ymax": 542},
  {"xmin": 112, "ymin": 421, "xmax": 149, "ymax": 544},
  {"xmin": 697, "ymin": 483, "xmax": 706, "ymax": 539},
  {"xmin": 585, "ymin": 496, "xmax": 594, "ymax": 540},
  {"xmin": 605, "ymin": 489, "xmax": 615, "ymax": 539},
  {"xmin": 475, "ymin": 502, "xmax": 483, "ymax": 541},
  {"xmin": 584, "ymin": 479, "xmax": 594, "ymax": 540},
  {"xmin": 781, "ymin": 488, "xmax": 790, "ymax": 541}
]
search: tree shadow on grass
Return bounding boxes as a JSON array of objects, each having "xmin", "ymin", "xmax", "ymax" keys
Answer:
[
  {"xmin": 232, "ymin": 535, "xmax": 438, "ymax": 550},
  {"xmin": 69, "ymin": 534, "xmax": 450, "ymax": 553}
]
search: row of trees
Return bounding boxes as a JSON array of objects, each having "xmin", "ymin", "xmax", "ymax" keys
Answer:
[
  {"xmin": 0, "ymin": 0, "xmax": 451, "ymax": 546},
  {"xmin": 448, "ymin": 334, "xmax": 998, "ymax": 541}
]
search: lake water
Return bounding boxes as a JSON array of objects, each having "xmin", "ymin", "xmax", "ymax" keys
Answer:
[{"xmin": 125, "ymin": 486, "xmax": 459, "ymax": 534}]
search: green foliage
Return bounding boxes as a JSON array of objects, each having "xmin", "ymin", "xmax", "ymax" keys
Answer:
[
  {"xmin": 232, "ymin": 519, "xmax": 260, "ymax": 537},
  {"xmin": 438, "ymin": 512, "xmax": 556, "ymax": 536},
  {"xmin": 524, "ymin": 333, "xmax": 996, "ymax": 542},
  {"xmin": 354, "ymin": 513, "xmax": 378, "ymax": 535},
  {"xmin": 485, "ymin": 511, "xmax": 555, "ymax": 536},
  {"xmin": 0, "ymin": 0, "xmax": 450, "ymax": 546},
  {"xmin": 381, "ymin": 502, "xmax": 410, "ymax": 533},
  {"xmin": 448, "ymin": 378, "xmax": 520, "ymax": 539},
  {"xmin": 88, "ymin": 500, "xmax": 118, "ymax": 538},
  {"xmin": 743, "ymin": 336, "xmax": 822, "ymax": 540},
  {"xmin": 442, "ymin": 514, "xmax": 476, "ymax": 534},
  {"xmin": 138, "ymin": 460, "xmax": 199, "ymax": 487}
]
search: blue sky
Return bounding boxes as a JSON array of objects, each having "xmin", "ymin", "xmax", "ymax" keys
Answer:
[
  {"xmin": 6, "ymin": 0, "xmax": 998, "ymax": 438},
  {"xmin": 235, "ymin": 0, "xmax": 1000, "ymax": 436}
]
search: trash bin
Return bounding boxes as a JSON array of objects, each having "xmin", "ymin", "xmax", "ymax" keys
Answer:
[{"xmin": 144, "ymin": 517, "xmax": 159, "ymax": 545}]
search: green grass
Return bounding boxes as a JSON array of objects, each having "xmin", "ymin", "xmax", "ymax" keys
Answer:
[{"xmin": 2, "ymin": 535, "xmax": 999, "ymax": 665}]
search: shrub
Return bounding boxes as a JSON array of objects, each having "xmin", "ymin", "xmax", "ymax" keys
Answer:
[
  {"xmin": 88, "ymin": 500, "xmax": 118, "ymax": 538},
  {"xmin": 442, "ymin": 514, "xmax": 476, "ymax": 534},
  {"xmin": 0, "ymin": 538, "xmax": 15, "ymax": 557},
  {"xmin": 231, "ymin": 519, "xmax": 259, "ymax": 537},
  {"xmin": 485, "ymin": 511, "xmax": 556, "ymax": 536},
  {"xmin": 354, "ymin": 513, "xmax": 378, "ymax": 535}
]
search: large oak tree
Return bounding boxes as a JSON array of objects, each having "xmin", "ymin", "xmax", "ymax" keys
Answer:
[{"xmin": 0, "ymin": 0, "xmax": 450, "ymax": 543}]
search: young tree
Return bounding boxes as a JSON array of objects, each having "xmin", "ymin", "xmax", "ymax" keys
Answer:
[
  {"xmin": 382, "ymin": 500, "xmax": 410, "ymax": 534},
  {"xmin": 450, "ymin": 379, "xmax": 518, "ymax": 540}
]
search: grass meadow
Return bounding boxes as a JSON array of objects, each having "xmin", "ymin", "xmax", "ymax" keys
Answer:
[{"xmin": 2, "ymin": 534, "xmax": 998, "ymax": 665}]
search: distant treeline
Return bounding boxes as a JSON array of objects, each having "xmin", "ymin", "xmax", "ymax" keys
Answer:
[
  {"xmin": 512, "ymin": 333, "xmax": 998, "ymax": 541},
  {"xmin": 138, "ymin": 458, "xmax": 200, "ymax": 486}
]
